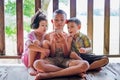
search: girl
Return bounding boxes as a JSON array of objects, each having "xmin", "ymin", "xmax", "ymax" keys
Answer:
[{"xmin": 21, "ymin": 9, "xmax": 50, "ymax": 76}]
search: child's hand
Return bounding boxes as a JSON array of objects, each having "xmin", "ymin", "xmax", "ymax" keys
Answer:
[
  {"xmin": 55, "ymin": 32, "xmax": 66, "ymax": 43},
  {"xmin": 33, "ymin": 40, "xmax": 40, "ymax": 46},
  {"xmin": 70, "ymin": 52, "xmax": 82, "ymax": 60},
  {"xmin": 50, "ymin": 32, "xmax": 56, "ymax": 43},
  {"xmin": 79, "ymin": 48, "xmax": 87, "ymax": 53}
]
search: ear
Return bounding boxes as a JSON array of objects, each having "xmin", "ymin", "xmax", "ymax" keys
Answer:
[
  {"xmin": 78, "ymin": 25, "xmax": 81, "ymax": 30},
  {"xmin": 51, "ymin": 20, "xmax": 53, "ymax": 23},
  {"xmin": 65, "ymin": 20, "xmax": 68, "ymax": 24}
]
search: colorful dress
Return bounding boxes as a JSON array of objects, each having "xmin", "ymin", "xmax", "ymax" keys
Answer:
[{"xmin": 21, "ymin": 31, "xmax": 44, "ymax": 67}]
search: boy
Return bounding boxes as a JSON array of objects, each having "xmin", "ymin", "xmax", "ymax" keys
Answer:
[
  {"xmin": 67, "ymin": 17, "xmax": 109, "ymax": 71},
  {"xmin": 33, "ymin": 9, "xmax": 89, "ymax": 80}
]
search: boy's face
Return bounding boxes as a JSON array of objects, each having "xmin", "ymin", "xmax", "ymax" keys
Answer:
[
  {"xmin": 67, "ymin": 22, "xmax": 80, "ymax": 36},
  {"xmin": 52, "ymin": 14, "xmax": 67, "ymax": 31}
]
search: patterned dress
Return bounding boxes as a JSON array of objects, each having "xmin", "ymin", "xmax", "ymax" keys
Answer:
[{"xmin": 21, "ymin": 31, "xmax": 44, "ymax": 67}]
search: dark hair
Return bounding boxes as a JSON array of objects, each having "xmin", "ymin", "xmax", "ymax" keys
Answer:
[
  {"xmin": 53, "ymin": 9, "xmax": 67, "ymax": 18},
  {"xmin": 67, "ymin": 17, "xmax": 81, "ymax": 26},
  {"xmin": 31, "ymin": 10, "xmax": 47, "ymax": 29}
]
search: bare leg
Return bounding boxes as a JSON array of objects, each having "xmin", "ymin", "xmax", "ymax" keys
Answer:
[
  {"xmin": 28, "ymin": 50, "xmax": 38, "ymax": 76},
  {"xmin": 35, "ymin": 60, "xmax": 89, "ymax": 80},
  {"xmin": 33, "ymin": 59, "xmax": 63, "ymax": 72},
  {"xmin": 89, "ymin": 56, "xmax": 109, "ymax": 70}
]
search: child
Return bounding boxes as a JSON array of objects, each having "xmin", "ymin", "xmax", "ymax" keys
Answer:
[
  {"xmin": 21, "ymin": 9, "xmax": 50, "ymax": 76},
  {"xmin": 67, "ymin": 17, "xmax": 109, "ymax": 71},
  {"xmin": 34, "ymin": 9, "xmax": 89, "ymax": 80}
]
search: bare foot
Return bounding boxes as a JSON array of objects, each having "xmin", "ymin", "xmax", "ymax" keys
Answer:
[
  {"xmin": 35, "ymin": 73, "xmax": 49, "ymax": 80},
  {"xmin": 79, "ymin": 72, "xmax": 86, "ymax": 78},
  {"xmin": 28, "ymin": 67, "xmax": 38, "ymax": 76}
]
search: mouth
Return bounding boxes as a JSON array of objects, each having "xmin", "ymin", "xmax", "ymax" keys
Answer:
[
  {"xmin": 69, "ymin": 31, "xmax": 73, "ymax": 34},
  {"xmin": 43, "ymin": 29, "xmax": 46, "ymax": 32}
]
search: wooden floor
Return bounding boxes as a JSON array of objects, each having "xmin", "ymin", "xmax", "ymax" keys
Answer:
[{"xmin": 0, "ymin": 63, "xmax": 120, "ymax": 80}]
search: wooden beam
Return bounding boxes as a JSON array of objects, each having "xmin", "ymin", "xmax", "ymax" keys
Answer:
[
  {"xmin": 35, "ymin": 0, "xmax": 41, "ymax": 12},
  {"xmin": 0, "ymin": 56, "xmax": 21, "ymax": 59},
  {"xmin": 0, "ymin": 0, "xmax": 5, "ymax": 55},
  {"xmin": 16, "ymin": 0, "xmax": 23, "ymax": 55},
  {"xmin": 104, "ymin": 0, "xmax": 110, "ymax": 55},
  {"xmin": 53, "ymin": 0, "xmax": 58, "ymax": 12},
  {"xmin": 70, "ymin": 0, "xmax": 76, "ymax": 17},
  {"xmin": 87, "ymin": 0, "xmax": 93, "ymax": 47},
  {"xmin": 119, "ymin": 1, "xmax": 120, "ymax": 55}
]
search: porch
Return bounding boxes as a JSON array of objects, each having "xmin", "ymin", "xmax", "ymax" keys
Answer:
[
  {"xmin": 0, "ymin": 58, "xmax": 120, "ymax": 80},
  {"xmin": 0, "ymin": 0, "xmax": 120, "ymax": 80}
]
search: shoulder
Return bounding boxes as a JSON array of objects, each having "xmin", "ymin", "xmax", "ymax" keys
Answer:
[
  {"xmin": 80, "ymin": 32, "xmax": 89, "ymax": 39},
  {"xmin": 27, "ymin": 31, "xmax": 35, "ymax": 40},
  {"xmin": 44, "ymin": 32, "xmax": 53, "ymax": 40}
]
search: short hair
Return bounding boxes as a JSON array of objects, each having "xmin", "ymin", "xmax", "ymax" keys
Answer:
[
  {"xmin": 53, "ymin": 9, "xmax": 67, "ymax": 19},
  {"xmin": 67, "ymin": 17, "xmax": 81, "ymax": 26},
  {"xmin": 31, "ymin": 10, "xmax": 47, "ymax": 29}
]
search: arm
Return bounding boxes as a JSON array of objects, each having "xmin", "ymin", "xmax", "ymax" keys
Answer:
[
  {"xmin": 58, "ymin": 33, "xmax": 70, "ymax": 56},
  {"xmin": 79, "ymin": 35, "xmax": 92, "ymax": 54}
]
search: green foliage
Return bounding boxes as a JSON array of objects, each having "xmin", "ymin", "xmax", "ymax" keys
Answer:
[
  {"xmin": 23, "ymin": 0, "xmax": 35, "ymax": 17},
  {"xmin": 24, "ymin": 22, "xmax": 31, "ymax": 32},
  {"xmin": 5, "ymin": 25, "xmax": 16, "ymax": 37},
  {"xmin": 5, "ymin": 0, "xmax": 35, "ymax": 37},
  {"xmin": 5, "ymin": 0, "xmax": 16, "ymax": 15}
]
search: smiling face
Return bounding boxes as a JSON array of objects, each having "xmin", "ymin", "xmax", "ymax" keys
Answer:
[{"xmin": 67, "ymin": 22, "xmax": 80, "ymax": 37}]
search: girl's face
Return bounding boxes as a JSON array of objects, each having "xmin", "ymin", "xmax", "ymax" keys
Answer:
[
  {"xmin": 36, "ymin": 20, "xmax": 48, "ymax": 34},
  {"xmin": 67, "ymin": 22, "xmax": 80, "ymax": 36},
  {"xmin": 52, "ymin": 14, "xmax": 67, "ymax": 31}
]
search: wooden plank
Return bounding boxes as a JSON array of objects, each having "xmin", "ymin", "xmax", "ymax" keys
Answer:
[
  {"xmin": 35, "ymin": 0, "xmax": 41, "ymax": 12},
  {"xmin": 119, "ymin": 3, "xmax": 120, "ymax": 55},
  {"xmin": 108, "ymin": 63, "xmax": 120, "ymax": 75},
  {"xmin": 70, "ymin": 0, "xmax": 76, "ymax": 17},
  {"xmin": 0, "ymin": 56, "xmax": 21, "ymax": 59},
  {"xmin": 16, "ymin": 0, "xmax": 23, "ymax": 55},
  {"xmin": 0, "ymin": 0, "xmax": 5, "ymax": 55},
  {"xmin": 53, "ymin": 0, "xmax": 59, "ymax": 12},
  {"xmin": 0, "ymin": 63, "xmax": 120, "ymax": 80},
  {"xmin": 104, "ymin": 0, "xmax": 110, "ymax": 55},
  {"xmin": 87, "ymin": 0, "xmax": 93, "ymax": 47}
]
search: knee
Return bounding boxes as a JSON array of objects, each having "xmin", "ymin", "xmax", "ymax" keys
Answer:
[
  {"xmin": 42, "ymin": 40, "xmax": 50, "ymax": 48},
  {"xmin": 33, "ymin": 60, "xmax": 43, "ymax": 70},
  {"xmin": 81, "ymin": 60, "xmax": 90, "ymax": 71}
]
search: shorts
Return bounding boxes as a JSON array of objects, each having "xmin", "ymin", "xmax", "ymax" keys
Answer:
[
  {"xmin": 78, "ymin": 53, "xmax": 105, "ymax": 64},
  {"xmin": 45, "ymin": 56, "xmax": 72, "ymax": 68}
]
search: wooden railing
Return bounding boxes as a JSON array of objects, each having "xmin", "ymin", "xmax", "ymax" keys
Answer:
[{"xmin": 0, "ymin": 0, "xmax": 120, "ymax": 58}]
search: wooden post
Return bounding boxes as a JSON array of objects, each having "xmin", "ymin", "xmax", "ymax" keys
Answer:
[
  {"xmin": 70, "ymin": 0, "xmax": 76, "ymax": 17},
  {"xmin": 16, "ymin": 0, "xmax": 23, "ymax": 55},
  {"xmin": 87, "ymin": 0, "xmax": 93, "ymax": 48},
  {"xmin": 119, "ymin": 1, "xmax": 120, "ymax": 55},
  {"xmin": 35, "ymin": 0, "xmax": 41, "ymax": 12},
  {"xmin": 0, "ymin": 0, "xmax": 5, "ymax": 55},
  {"xmin": 53, "ymin": 0, "xmax": 58, "ymax": 12},
  {"xmin": 104, "ymin": 0, "xmax": 110, "ymax": 55}
]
